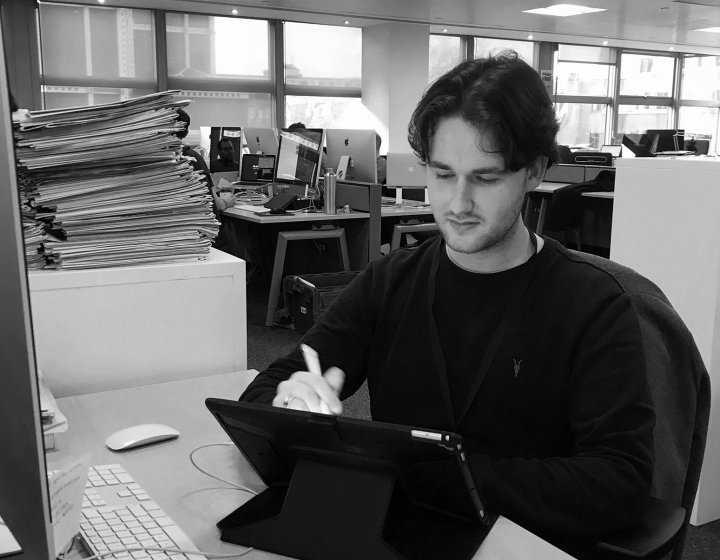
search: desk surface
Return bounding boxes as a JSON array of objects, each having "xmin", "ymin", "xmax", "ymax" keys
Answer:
[
  {"xmin": 223, "ymin": 206, "xmax": 368, "ymax": 224},
  {"xmin": 53, "ymin": 372, "xmax": 574, "ymax": 560}
]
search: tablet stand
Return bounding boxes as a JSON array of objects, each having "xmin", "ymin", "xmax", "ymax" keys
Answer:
[{"xmin": 217, "ymin": 457, "xmax": 490, "ymax": 560}]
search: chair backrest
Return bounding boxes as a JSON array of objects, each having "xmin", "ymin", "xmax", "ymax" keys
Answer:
[{"xmin": 589, "ymin": 256, "xmax": 711, "ymax": 559}]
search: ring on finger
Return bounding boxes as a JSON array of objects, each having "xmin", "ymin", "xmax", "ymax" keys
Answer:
[{"xmin": 282, "ymin": 394, "xmax": 297, "ymax": 408}]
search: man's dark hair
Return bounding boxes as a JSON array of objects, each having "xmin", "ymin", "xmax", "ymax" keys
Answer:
[
  {"xmin": 408, "ymin": 51, "xmax": 559, "ymax": 171},
  {"xmin": 175, "ymin": 108, "xmax": 191, "ymax": 140}
]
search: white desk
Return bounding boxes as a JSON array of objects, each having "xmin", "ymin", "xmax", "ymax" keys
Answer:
[
  {"xmin": 224, "ymin": 206, "xmax": 369, "ymax": 224},
  {"xmin": 28, "ymin": 249, "xmax": 247, "ymax": 397},
  {"xmin": 52, "ymin": 371, "xmax": 574, "ymax": 560}
]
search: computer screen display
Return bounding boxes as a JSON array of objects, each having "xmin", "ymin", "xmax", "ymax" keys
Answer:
[
  {"xmin": 209, "ymin": 127, "xmax": 243, "ymax": 172},
  {"xmin": 275, "ymin": 128, "xmax": 325, "ymax": 188},
  {"xmin": 325, "ymin": 129, "xmax": 378, "ymax": 183},
  {"xmin": 0, "ymin": 41, "xmax": 55, "ymax": 559},
  {"xmin": 243, "ymin": 127, "xmax": 279, "ymax": 156}
]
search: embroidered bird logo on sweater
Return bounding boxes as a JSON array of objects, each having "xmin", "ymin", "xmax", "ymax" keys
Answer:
[{"xmin": 513, "ymin": 359, "xmax": 522, "ymax": 378}]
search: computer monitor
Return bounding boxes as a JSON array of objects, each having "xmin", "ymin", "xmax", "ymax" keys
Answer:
[
  {"xmin": 646, "ymin": 129, "xmax": 685, "ymax": 153},
  {"xmin": 209, "ymin": 127, "xmax": 243, "ymax": 172},
  {"xmin": 0, "ymin": 30, "xmax": 55, "ymax": 559},
  {"xmin": 274, "ymin": 128, "xmax": 325, "ymax": 190},
  {"xmin": 386, "ymin": 153, "xmax": 428, "ymax": 203},
  {"xmin": 325, "ymin": 129, "xmax": 378, "ymax": 183},
  {"xmin": 244, "ymin": 127, "xmax": 279, "ymax": 156}
]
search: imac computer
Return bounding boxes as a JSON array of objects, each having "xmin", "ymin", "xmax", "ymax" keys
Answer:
[
  {"xmin": 244, "ymin": 127, "xmax": 279, "ymax": 156},
  {"xmin": 0, "ymin": 26, "xmax": 55, "ymax": 560},
  {"xmin": 325, "ymin": 129, "xmax": 378, "ymax": 183},
  {"xmin": 386, "ymin": 153, "xmax": 428, "ymax": 204},
  {"xmin": 275, "ymin": 127, "xmax": 325, "ymax": 190}
]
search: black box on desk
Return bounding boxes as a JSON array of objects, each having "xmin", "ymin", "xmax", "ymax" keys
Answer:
[{"xmin": 284, "ymin": 271, "xmax": 359, "ymax": 334}]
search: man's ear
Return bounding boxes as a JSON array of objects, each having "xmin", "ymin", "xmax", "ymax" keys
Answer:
[{"xmin": 524, "ymin": 156, "xmax": 548, "ymax": 192}]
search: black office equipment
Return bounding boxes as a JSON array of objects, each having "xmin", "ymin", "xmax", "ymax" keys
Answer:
[
  {"xmin": 256, "ymin": 192, "xmax": 297, "ymax": 215},
  {"xmin": 621, "ymin": 134, "xmax": 655, "ymax": 157},
  {"xmin": 205, "ymin": 399, "xmax": 496, "ymax": 560},
  {"xmin": 571, "ymin": 151, "xmax": 613, "ymax": 166},
  {"xmin": 240, "ymin": 153, "xmax": 276, "ymax": 182},
  {"xmin": 646, "ymin": 129, "xmax": 685, "ymax": 154}
]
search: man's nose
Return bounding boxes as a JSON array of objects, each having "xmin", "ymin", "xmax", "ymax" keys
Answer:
[{"xmin": 449, "ymin": 178, "xmax": 473, "ymax": 214}]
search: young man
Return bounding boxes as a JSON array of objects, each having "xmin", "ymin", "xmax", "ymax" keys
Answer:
[{"xmin": 240, "ymin": 52, "xmax": 658, "ymax": 555}]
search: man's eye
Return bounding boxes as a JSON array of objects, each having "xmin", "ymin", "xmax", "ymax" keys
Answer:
[
  {"xmin": 474, "ymin": 176, "xmax": 499, "ymax": 185},
  {"xmin": 434, "ymin": 171, "xmax": 454, "ymax": 180}
]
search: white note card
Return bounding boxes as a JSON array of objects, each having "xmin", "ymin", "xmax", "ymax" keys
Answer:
[{"xmin": 47, "ymin": 455, "xmax": 90, "ymax": 556}]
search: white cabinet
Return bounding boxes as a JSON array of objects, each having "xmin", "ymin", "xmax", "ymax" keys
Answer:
[
  {"xmin": 611, "ymin": 157, "xmax": 720, "ymax": 525},
  {"xmin": 28, "ymin": 249, "xmax": 246, "ymax": 397}
]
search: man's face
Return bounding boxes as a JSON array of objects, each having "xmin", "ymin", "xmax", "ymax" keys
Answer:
[
  {"xmin": 426, "ymin": 116, "xmax": 543, "ymax": 255},
  {"xmin": 219, "ymin": 141, "xmax": 235, "ymax": 162}
]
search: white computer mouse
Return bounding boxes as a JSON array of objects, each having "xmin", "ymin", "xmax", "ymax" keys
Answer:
[{"xmin": 105, "ymin": 423, "xmax": 180, "ymax": 452}]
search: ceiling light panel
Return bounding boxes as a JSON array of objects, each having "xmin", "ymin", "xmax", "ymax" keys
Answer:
[{"xmin": 523, "ymin": 4, "xmax": 606, "ymax": 17}]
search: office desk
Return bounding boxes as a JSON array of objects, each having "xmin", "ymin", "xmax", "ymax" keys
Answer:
[
  {"xmin": 223, "ymin": 206, "xmax": 371, "ymax": 273},
  {"xmin": 381, "ymin": 201, "xmax": 433, "ymax": 218},
  {"xmin": 523, "ymin": 182, "xmax": 570, "ymax": 234},
  {"xmin": 52, "ymin": 371, "xmax": 574, "ymax": 560}
]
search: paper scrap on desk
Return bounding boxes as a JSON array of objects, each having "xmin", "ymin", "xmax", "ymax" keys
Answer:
[
  {"xmin": 0, "ymin": 514, "xmax": 21, "ymax": 557},
  {"xmin": 47, "ymin": 454, "xmax": 90, "ymax": 556}
]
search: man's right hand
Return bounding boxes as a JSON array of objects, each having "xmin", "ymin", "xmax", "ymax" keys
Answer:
[{"xmin": 272, "ymin": 366, "xmax": 345, "ymax": 414}]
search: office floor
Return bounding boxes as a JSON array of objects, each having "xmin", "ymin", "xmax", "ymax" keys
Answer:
[{"xmin": 245, "ymin": 279, "xmax": 720, "ymax": 559}]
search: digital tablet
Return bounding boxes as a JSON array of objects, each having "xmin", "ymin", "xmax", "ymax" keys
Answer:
[{"xmin": 205, "ymin": 398, "xmax": 496, "ymax": 560}]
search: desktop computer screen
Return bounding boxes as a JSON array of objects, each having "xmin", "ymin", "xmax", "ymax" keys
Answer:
[
  {"xmin": 0, "ymin": 45, "xmax": 55, "ymax": 560},
  {"xmin": 244, "ymin": 127, "xmax": 279, "ymax": 156},
  {"xmin": 275, "ymin": 128, "xmax": 325, "ymax": 189},
  {"xmin": 209, "ymin": 127, "xmax": 243, "ymax": 172},
  {"xmin": 325, "ymin": 129, "xmax": 378, "ymax": 183}
]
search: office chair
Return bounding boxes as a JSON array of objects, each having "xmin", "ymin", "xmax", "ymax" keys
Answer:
[
  {"xmin": 390, "ymin": 221, "xmax": 439, "ymax": 251},
  {"xmin": 591, "ymin": 271, "xmax": 711, "ymax": 560}
]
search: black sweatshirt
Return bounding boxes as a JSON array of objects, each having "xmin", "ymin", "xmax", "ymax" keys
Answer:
[{"xmin": 241, "ymin": 235, "xmax": 656, "ymax": 552}]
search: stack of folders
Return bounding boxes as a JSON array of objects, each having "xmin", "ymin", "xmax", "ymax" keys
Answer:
[{"xmin": 13, "ymin": 91, "xmax": 219, "ymax": 270}]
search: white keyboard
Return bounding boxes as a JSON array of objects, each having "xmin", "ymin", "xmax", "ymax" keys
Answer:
[{"xmin": 79, "ymin": 464, "xmax": 206, "ymax": 560}]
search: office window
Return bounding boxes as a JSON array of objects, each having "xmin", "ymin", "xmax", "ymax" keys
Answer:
[
  {"xmin": 616, "ymin": 105, "xmax": 671, "ymax": 135},
  {"xmin": 285, "ymin": 96, "xmax": 364, "ymax": 128},
  {"xmin": 678, "ymin": 106, "xmax": 718, "ymax": 153},
  {"xmin": 554, "ymin": 45, "xmax": 615, "ymax": 149},
  {"xmin": 556, "ymin": 103, "xmax": 609, "ymax": 148},
  {"xmin": 41, "ymin": 86, "xmax": 154, "ymax": 110},
  {"xmin": 619, "ymin": 53, "xmax": 674, "ymax": 97},
  {"xmin": 166, "ymin": 14, "xmax": 269, "ymax": 80},
  {"xmin": 284, "ymin": 23, "xmax": 361, "ymax": 89},
  {"xmin": 38, "ymin": 3, "xmax": 155, "ymax": 107},
  {"xmin": 474, "ymin": 38, "xmax": 534, "ymax": 63},
  {"xmin": 179, "ymin": 90, "xmax": 272, "ymax": 130},
  {"xmin": 429, "ymin": 35, "xmax": 463, "ymax": 83},
  {"xmin": 680, "ymin": 55, "xmax": 720, "ymax": 101}
]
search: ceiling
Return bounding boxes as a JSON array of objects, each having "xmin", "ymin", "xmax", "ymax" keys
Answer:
[{"xmin": 71, "ymin": 0, "xmax": 720, "ymax": 53}]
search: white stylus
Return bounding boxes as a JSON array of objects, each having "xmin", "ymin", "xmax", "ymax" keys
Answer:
[{"xmin": 301, "ymin": 343, "xmax": 332, "ymax": 414}]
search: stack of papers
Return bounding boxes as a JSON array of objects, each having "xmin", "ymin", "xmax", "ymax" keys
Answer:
[{"xmin": 14, "ymin": 91, "xmax": 219, "ymax": 269}]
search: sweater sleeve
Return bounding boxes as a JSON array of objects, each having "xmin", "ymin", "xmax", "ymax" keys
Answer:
[
  {"xmin": 469, "ymin": 292, "xmax": 655, "ymax": 542},
  {"xmin": 240, "ymin": 264, "xmax": 377, "ymax": 404}
]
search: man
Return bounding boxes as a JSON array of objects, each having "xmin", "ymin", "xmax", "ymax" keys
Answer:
[
  {"xmin": 210, "ymin": 138, "xmax": 240, "ymax": 172},
  {"xmin": 240, "ymin": 52, "xmax": 657, "ymax": 556}
]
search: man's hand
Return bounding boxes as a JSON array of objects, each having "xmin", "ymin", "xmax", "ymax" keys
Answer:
[
  {"xmin": 218, "ymin": 192, "xmax": 237, "ymax": 210},
  {"xmin": 272, "ymin": 367, "xmax": 345, "ymax": 414}
]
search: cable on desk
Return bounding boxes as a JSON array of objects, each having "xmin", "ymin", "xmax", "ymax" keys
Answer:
[{"xmin": 189, "ymin": 442, "xmax": 258, "ymax": 495}]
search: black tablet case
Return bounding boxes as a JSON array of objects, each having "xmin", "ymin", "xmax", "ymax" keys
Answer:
[{"xmin": 205, "ymin": 398, "xmax": 497, "ymax": 560}]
